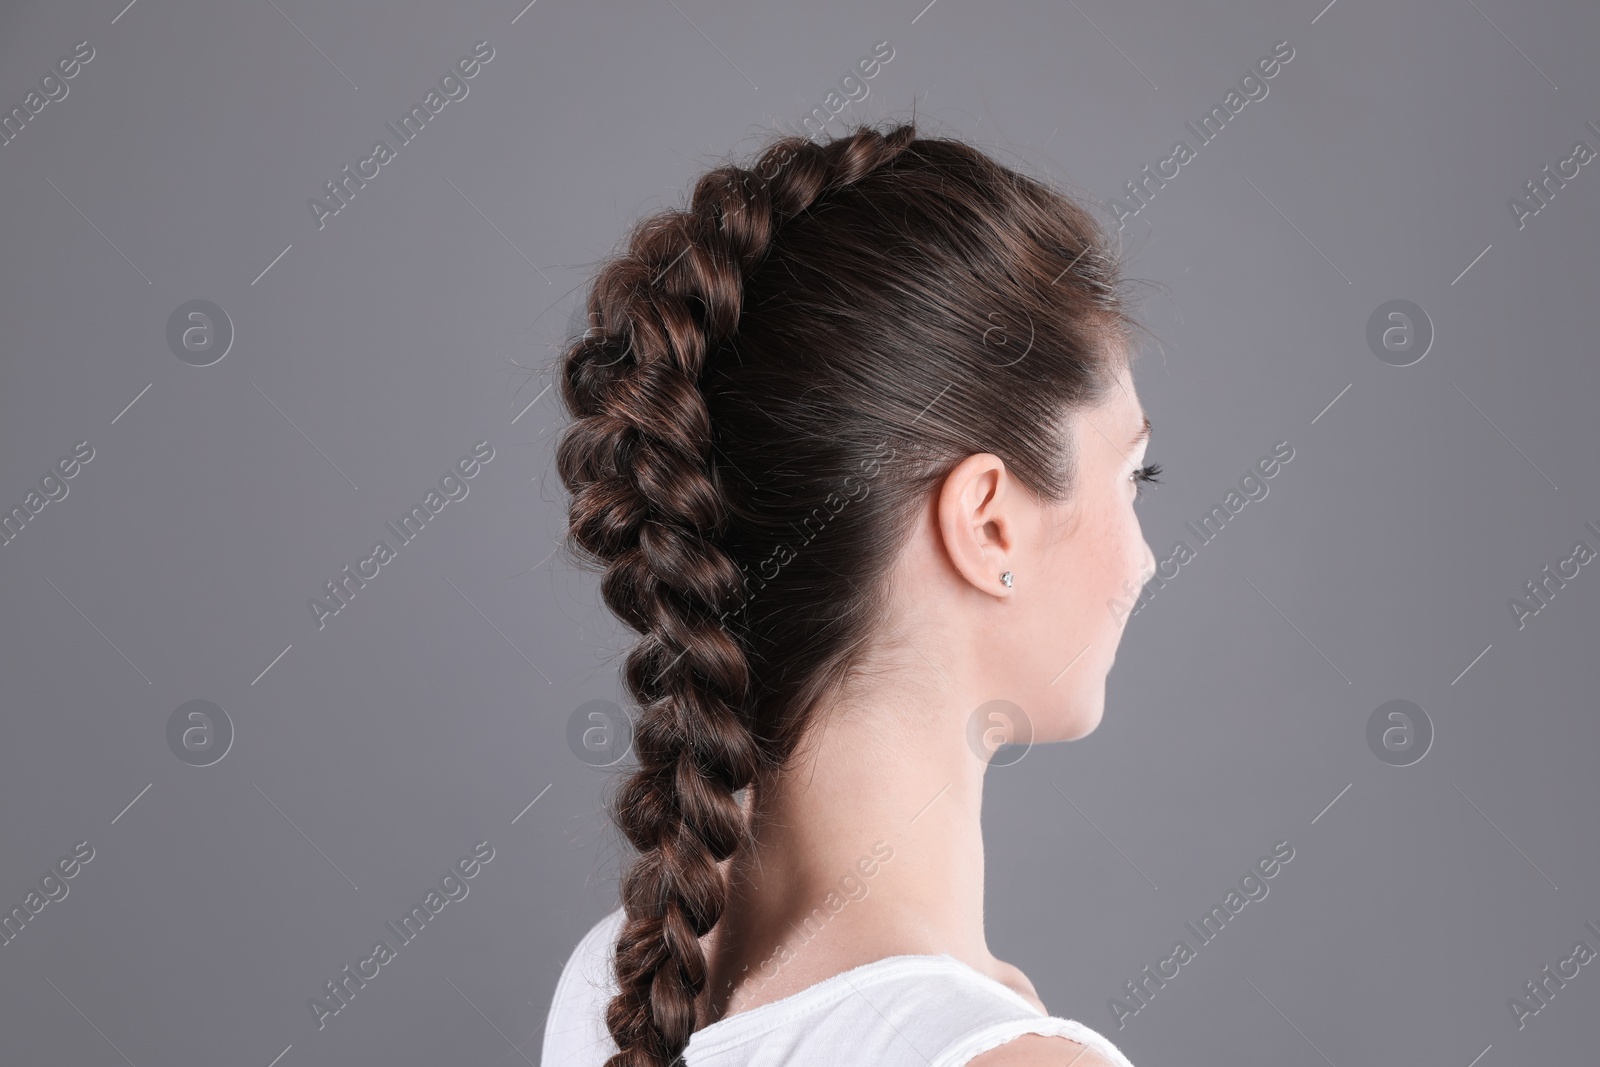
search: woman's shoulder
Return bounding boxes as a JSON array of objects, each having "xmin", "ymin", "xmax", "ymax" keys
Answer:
[
  {"xmin": 684, "ymin": 951, "xmax": 1138, "ymax": 1067},
  {"xmin": 968, "ymin": 963, "xmax": 1132, "ymax": 1065},
  {"xmin": 540, "ymin": 907, "xmax": 626, "ymax": 1067},
  {"xmin": 966, "ymin": 1032, "xmax": 1127, "ymax": 1067},
  {"xmin": 540, "ymin": 909, "xmax": 1138, "ymax": 1067},
  {"xmin": 555, "ymin": 905, "xmax": 625, "ymax": 997},
  {"xmin": 893, "ymin": 957, "xmax": 1138, "ymax": 1067}
]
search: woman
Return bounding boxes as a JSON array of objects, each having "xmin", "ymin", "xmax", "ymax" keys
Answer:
[{"xmin": 542, "ymin": 119, "xmax": 1159, "ymax": 1067}]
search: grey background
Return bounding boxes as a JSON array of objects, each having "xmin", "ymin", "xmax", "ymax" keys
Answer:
[{"xmin": 1, "ymin": 0, "xmax": 1596, "ymax": 1064}]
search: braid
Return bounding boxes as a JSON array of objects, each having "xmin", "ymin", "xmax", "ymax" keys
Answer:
[{"xmin": 555, "ymin": 123, "xmax": 922, "ymax": 1067}]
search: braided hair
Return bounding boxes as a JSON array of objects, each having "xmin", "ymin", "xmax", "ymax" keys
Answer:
[{"xmin": 553, "ymin": 120, "xmax": 1139, "ymax": 1067}]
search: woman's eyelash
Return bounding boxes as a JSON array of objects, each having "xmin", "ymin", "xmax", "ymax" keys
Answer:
[{"xmin": 1132, "ymin": 461, "xmax": 1162, "ymax": 499}]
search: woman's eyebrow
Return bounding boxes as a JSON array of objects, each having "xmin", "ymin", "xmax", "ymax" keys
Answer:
[{"xmin": 1130, "ymin": 413, "xmax": 1152, "ymax": 448}]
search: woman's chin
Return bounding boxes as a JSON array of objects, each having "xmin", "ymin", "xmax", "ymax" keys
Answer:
[{"xmin": 1038, "ymin": 692, "xmax": 1107, "ymax": 743}]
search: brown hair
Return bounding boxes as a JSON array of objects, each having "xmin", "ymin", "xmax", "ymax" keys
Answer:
[{"xmin": 553, "ymin": 119, "xmax": 1140, "ymax": 1066}]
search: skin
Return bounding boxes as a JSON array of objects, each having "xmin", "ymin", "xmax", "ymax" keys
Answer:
[{"xmin": 692, "ymin": 363, "xmax": 1157, "ymax": 1066}]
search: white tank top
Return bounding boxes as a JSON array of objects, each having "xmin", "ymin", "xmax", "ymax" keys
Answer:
[{"xmin": 540, "ymin": 908, "xmax": 1137, "ymax": 1067}]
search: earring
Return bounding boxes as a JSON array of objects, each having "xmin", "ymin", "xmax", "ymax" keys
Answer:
[{"xmin": 1000, "ymin": 571, "xmax": 1014, "ymax": 588}]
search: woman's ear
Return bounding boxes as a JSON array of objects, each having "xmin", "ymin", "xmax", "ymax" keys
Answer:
[{"xmin": 936, "ymin": 453, "xmax": 1024, "ymax": 597}]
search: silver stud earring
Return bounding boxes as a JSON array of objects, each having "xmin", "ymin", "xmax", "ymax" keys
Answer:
[{"xmin": 1000, "ymin": 571, "xmax": 1014, "ymax": 588}]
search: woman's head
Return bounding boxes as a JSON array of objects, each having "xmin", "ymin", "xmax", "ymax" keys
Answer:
[
  {"xmin": 554, "ymin": 120, "xmax": 1151, "ymax": 1066},
  {"xmin": 918, "ymin": 358, "xmax": 1157, "ymax": 750}
]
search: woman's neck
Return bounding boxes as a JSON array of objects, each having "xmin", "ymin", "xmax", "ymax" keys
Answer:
[{"xmin": 695, "ymin": 686, "xmax": 1016, "ymax": 1024}]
